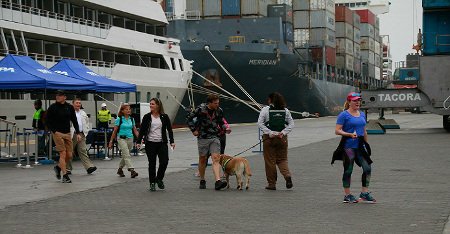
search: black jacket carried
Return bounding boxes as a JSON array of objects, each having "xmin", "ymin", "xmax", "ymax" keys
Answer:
[
  {"xmin": 331, "ymin": 136, "xmax": 372, "ymax": 166},
  {"xmin": 137, "ymin": 113, "xmax": 174, "ymax": 144}
]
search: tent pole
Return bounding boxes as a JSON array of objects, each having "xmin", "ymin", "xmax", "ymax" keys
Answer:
[{"xmin": 94, "ymin": 94, "xmax": 98, "ymax": 129}]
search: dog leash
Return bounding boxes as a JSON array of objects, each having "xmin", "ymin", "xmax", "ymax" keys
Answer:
[{"xmin": 232, "ymin": 137, "xmax": 269, "ymax": 157}]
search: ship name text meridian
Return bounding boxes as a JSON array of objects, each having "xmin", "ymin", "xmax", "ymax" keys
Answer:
[
  {"xmin": 378, "ymin": 93, "xmax": 422, "ymax": 102},
  {"xmin": 248, "ymin": 59, "xmax": 278, "ymax": 65}
]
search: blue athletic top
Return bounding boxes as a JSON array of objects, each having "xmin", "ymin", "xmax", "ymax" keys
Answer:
[
  {"xmin": 114, "ymin": 116, "xmax": 134, "ymax": 139},
  {"xmin": 336, "ymin": 110, "xmax": 366, "ymax": 149}
]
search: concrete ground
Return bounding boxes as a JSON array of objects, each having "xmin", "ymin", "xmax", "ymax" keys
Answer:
[{"xmin": 0, "ymin": 112, "xmax": 449, "ymax": 233}]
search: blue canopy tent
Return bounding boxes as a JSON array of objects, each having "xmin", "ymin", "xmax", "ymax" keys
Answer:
[
  {"xmin": 50, "ymin": 59, "xmax": 136, "ymax": 93},
  {"xmin": 0, "ymin": 54, "xmax": 96, "ymax": 91}
]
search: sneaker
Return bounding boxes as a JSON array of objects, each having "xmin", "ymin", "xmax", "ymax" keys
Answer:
[
  {"xmin": 53, "ymin": 165, "xmax": 61, "ymax": 180},
  {"xmin": 199, "ymin": 180, "xmax": 206, "ymax": 189},
  {"xmin": 156, "ymin": 180, "xmax": 165, "ymax": 189},
  {"xmin": 117, "ymin": 168, "xmax": 125, "ymax": 177},
  {"xmin": 149, "ymin": 183, "xmax": 156, "ymax": 192},
  {"xmin": 359, "ymin": 192, "xmax": 376, "ymax": 203},
  {"xmin": 214, "ymin": 180, "xmax": 227, "ymax": 190},
  {"xmin": 87, "ymin": 167, "xmax": 97, "ymax": 174},
  {"xmin": 130, "ymin": 169, "xmax": 138, "ymax": 178},
  {"xmin": 265, "ymin": 186, "xmax": 276, "ymax": 190},
  {"xmin": 62, "ymin": 174, "xmax": 72, "ymax": 183},
  {"xmin": 286, "ymin": 177, "xmax": 293, "ymax": 189},
  {"xmin": 66, "ymin": 170, "xmax": 72, "ymax": 175},
  {"xmin": 343, "ymin": 194, "xmax": 358, "ymax": 203}
]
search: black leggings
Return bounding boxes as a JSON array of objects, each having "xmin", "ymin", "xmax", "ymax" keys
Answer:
[{"xmin": 145, "ymin": 141, "xmax": 169, "ymax": 183}]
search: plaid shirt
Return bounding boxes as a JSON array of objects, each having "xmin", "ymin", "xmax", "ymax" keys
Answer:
[{"xmin": 187, "ymin": 104, "xmax": 226, "ymax": 139}]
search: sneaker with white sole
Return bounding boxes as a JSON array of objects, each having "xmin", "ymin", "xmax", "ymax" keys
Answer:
[
  {"xmin": 359, "ymin": 192, "xmax": 376, "ymax": 203},
  {"xmin": 343, "ymin": 194, "xmax": 358, "ymax": 203}
]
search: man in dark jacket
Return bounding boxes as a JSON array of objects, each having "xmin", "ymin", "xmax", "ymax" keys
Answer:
[
  {"xmin": 46, "ymin": 90, "xmax": 81, "ymax": 183},
  {"xmin": 187, "ymin": 94, "xmax": 229, "ymax": 190}
]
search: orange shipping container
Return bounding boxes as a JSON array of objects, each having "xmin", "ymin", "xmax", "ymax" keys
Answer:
[
  {"xmin": 335, "ymin": 6, "xmax": 353, "ymax": 24},
  {"xmin": 355, "ymin": 9, "xmax": 375, "ymax": 25},
  {"xmin": 311, "ymin": 46, "xmax": 336, "ymax": 66}
]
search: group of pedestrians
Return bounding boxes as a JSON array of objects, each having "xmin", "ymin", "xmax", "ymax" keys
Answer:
[{"xmin": 43, "ymin": 89, "xmax": 375, "ymax": 203}]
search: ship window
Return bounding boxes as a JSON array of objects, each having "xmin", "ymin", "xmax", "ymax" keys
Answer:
[
  {"xmin": 98, "ymin": 12, "xmax": 112, "ymax": 25},
  {"xmin": 130, "ymin": 55, "xmax": 140, "ymax": 66},
  {"xmin": 56, "ymin": 1, "xmax": 68, "ymax": 15},
  {"xmin": 135, "ymin": 91, "xmax": 141, "ymax": 103},
  {"xmin": 71, "ymin": 4, "xmax": 84, "ymax": 18},
  {"xmin": 136, "ymin": 22, "xmax": 146, "ymax": 33},
  {"xmin": 113, "ymin": 16, "xmax": 125, "ymax": 28},
  {"xmin": 151, "ymin": 57, "xmax": 160, "ymax": 68},
  {"xmin": 170, "ymin": 58, "xmax": 176, "ymax": 70},
  {"xmin": 179, "ymin": 59, "xmax": 184, "ymax": 71},
  {"xmin": 156, "ymin": 92, "xmax": 161, "ymax": 99},
  {"xmin": 146, "ymin": 92, "xmax": 151, "ymax": 102},
  {"xmin": 125, "ymin": 18, "xmax": 136, "ymax": 31}
]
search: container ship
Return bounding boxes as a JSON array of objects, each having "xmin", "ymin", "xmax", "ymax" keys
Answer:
[{"xmin": 164, "ymin": 0, "xmax": 389, "ymax": 123}]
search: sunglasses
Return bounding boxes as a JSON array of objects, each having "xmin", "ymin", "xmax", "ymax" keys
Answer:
[{"xmin": 350, "ymin": 93, "xmax": 361, "ymax": 97}]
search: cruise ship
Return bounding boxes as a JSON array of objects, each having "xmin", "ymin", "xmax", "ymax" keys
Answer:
[{"xmin": 0, "ymin": 0, "xmax": 192, "ymax": 130}]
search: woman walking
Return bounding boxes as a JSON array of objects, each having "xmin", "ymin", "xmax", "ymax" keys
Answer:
[
  {"xmin": 137, "ymin": 98, "xmax": 175, "ymax": 191},
  {"xmin": 257, "ymin": 92, "xmax": 294, "ymax": 190},
  {"xmin": 335, "ymin": 92, "xmax": 375, "ymax": 203},
  {"xmin": 109, "ymin": 103, "xmax": 139, "ymax": 178}
]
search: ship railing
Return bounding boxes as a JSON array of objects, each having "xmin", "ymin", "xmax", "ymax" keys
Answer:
[
  {"xmin": 0, "ymin": 49, "xmax": 115, "ymax": 74},
  {"xmin": 185, "ymin": 10, "xmax": 201, "ymax": 20},
  {"xmin": 0, "ymin": 1, "xmax": 111, "ymax": 39}
]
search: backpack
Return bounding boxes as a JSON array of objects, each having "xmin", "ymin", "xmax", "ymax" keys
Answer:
[{"xmin": 266, "ymin": 106, "xmax": 286, "ymax": 132}]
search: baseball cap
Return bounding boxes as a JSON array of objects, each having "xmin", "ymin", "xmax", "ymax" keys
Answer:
[
  {"xmin": 101, "ymin": 103, "xmax": 107, "ymax": 107},
  {"xmin": 347, "ymin": 92, "xmax": 361, "ymax": 101},
  {"xmin": 55, "ymin": 90, "xmax": 65, "ymax": 96}
]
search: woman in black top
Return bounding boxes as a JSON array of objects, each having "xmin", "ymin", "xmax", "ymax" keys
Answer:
[{"xmin": 137, "ymin": 98, "xmax": 175, "ymax": 191}]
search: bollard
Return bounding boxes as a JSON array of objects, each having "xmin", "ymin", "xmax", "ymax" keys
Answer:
[
  {"xmin": 103, "ymin": 128, "xmax": 111, "ymax": 161},
  {"xmin": 252, "ymin": 128, "xmax": 263, "ymax": 153},
  {"xmin": 16, "ymin": 132, "xmax": 22, "ymax": 168},
  {"xmin": 22, "ymin": 130, "xmax": 32, "ymax": 169}
]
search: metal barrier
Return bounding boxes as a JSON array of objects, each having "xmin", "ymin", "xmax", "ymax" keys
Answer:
[
  {"xmin": 0, "ymin": 118, "xmax": 17, "ymax": 159},
  {"xmin": 252, "ymin": 128, "xmax": 264, "ymax": 153}
]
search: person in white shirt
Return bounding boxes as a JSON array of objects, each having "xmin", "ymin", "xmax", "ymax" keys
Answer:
[
  {"xmin": 137, "ymin": 98, "xmax": 175, "ymax": 191},
  {"xmin": 68, "ymin": 98, "xmax": 97, "ymax": 174}
]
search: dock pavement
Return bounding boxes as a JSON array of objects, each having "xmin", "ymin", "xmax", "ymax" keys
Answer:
[{"xmin": 0, "ymin": 112, "xmax": 449, "ymax": 233}]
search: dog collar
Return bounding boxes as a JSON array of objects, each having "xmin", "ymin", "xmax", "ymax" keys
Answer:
[{"xmin": 222, "ymin": 158, "xmax": 232, "ymax": 171}]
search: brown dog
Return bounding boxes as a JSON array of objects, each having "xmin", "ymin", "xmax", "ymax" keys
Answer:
[{"xmin": 219, "ymin": 154, "xmax": 252, "ymax": 190}]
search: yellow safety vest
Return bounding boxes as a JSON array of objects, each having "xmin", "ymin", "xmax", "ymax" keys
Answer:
[{"xmin": 97, "ymin": 109, "xmax": 111, "ymax": 122}]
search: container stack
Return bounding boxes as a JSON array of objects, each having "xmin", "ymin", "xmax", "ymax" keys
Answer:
[
  {"xmin": 293, "ymin": 0, "xmax": 336, "ymax": 66},
  {"xmin": 356, "ymin": 9, "xmax": 376, "ymax": 80},
  {"xmin": 374, "ymin": 16, "xmax": 382, "ymax": 80},
  {"xmin": 353, "ymin": 12, "xmax": 361, "ymax": 74},
  {"xmin": 185, "ymin": 0, "xmax": 278, "ymax": 19},
  {"xmin": 334, "ymin": 5, "xmax": 354, "ymax": 72},
  {"xmin": 268, "ymin": 4, "xmax": 294, "ymax": 43}
]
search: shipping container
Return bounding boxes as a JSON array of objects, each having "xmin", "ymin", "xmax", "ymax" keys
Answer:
[
  {"xmin": 335, "ymin": 6, "xmax": 352, "ymax": 24},
  {"xmin": 360, "ymin": 37, "xmax": 375, "ymax": 51},
  {"xmin": 398, "ymin": 68, "xmax": 419, "ymax": 82},
  {"xmin": 375, "ymin": 16, "xmax": 380, "ymax": 29},
  {"xmin": 375, "ymin": 67, "xmax": 381, "ymax": 80},
  {"xmin": 354, "ymin": 57, "xmax": 361, "ymax": 73},
  {"xmin": 310, "ymin": 10, "xmax": 335, "ymax": 30},
  {"xmin": 310, "ymin": 0, "xmax": 335, "ymax": 13},
  {"xmin": 294, "ymin": 28, "xmax": 310, "ymax": 47},
  {"xmin": 310, "ymin": 27, "xmax": 336, "ymax": 48},
  {"xmin": 186, "ymin": 0, "xmax": 203, "ymax": 14},
  {"xmin": 268, "ymin": 4, "xmax": 293, "ymax": 23},
  {"xmin": 335, "ymin": 22, "xmax": 353, "ymax": 39},
  {"xmin": 284, "ymin": 22, "xmax": 294, "ymax": 41},
  {"xmin": 277, "ymin": 0, "xmax": 293, "ymax": 5},
  {"xmin": 336, "ymin": 54, "xmax": 354, "ymax": 71},
  {"xmin": 336, "ymin": 38, "xmax": 353, "ymax": 55},
  {"xmin": 355, "ymin": 9, "xmax": 375, "ymax": 25},
  {"xmin": 311, "ymin": 46, "xmax": 336, "ymax": 66},
  {"xmin": 293, "ymin": 0, "xmax": 310, "ymax": 11},
  {"xmin": 204, "ymin": 0, "xmax": 221, "ymax": 16},
  {"xmin": 241, "ymin": 0, "xmax": 277, "ymax": 16},
  {"xmin": 361, "ymin": 50, "xmax": 375, "ymax": 64},
  {"xmin": 353, "ymin": 12, "xmax": 360, "ymax": 29},
  {"xmin": 423, "ymin": 11, "xmax": 450, "ymax": 54},
  {"xmin": 222, "ymin": 0, "xmax": 241, "ymax": 16},
  {"xmin": 374, "ymin": 41, "xmax": 380, "ymax": 55},
  {"xmin": 374, "ymin": 28, "xmax": 380, "ymax": 41},
  {"xmin": 293, "ymin": 10, "xmax": 309, "ymax": 28},
  {"xmin": 375, "ymin": 54, "xmax": 381, "ymax": 67},
  {"xmin": 353, "ymin": 27, "xmax": 361, "ymax": 43},
  {"xmin": 422, "ymin": 0, "xmax": 450, "ymax": 9},
  {"xmin": 360, "ymin": 23, "xmax": 375, "ymax": 38},
  {"xmin": 354, "ymin": 43, "xmax": 361, "ymax": 58},
  {"xmin": 367, "ymin": 63, "xmax": 375, "ymax": 78}
]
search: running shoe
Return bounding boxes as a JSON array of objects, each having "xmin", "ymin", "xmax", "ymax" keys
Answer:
[
  {"xmin": 359, "ymin": 192, "xmax": 376, "ymax": 203},
  {"xmin": 343, "ymin": 194, "xmax": 358, "ymax": 203}
]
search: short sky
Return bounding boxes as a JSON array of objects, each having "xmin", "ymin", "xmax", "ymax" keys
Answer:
[{"xmin": 378, "ymin": 0, "xmax": 423, "ymax": 65}]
